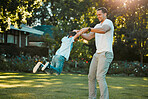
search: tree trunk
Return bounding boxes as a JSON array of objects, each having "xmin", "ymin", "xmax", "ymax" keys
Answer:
[{"xmin": 140, "ymin": 51, "xmax": 143, "ymax": 66}]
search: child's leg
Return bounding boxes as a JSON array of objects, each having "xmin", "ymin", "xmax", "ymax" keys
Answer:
[
  {"xmin": 50, "ymin": 65, "xmax": 60, "ymax": 74},
  {"xmin": 43, "ymin": 55, "xmax": 65, "ymax": 75},
  {"xmin": 33, "ymin": 62, "xmax": 44, "ymax": 73},
  {"xmin": 53, "ymin": 56, "xmax": 65, "ymax": 75},
  {"xmin": 56, "ymin": 56, "xmax": 65, "ymax": 74},
  {"xmin": 42, "ymin": 62, "xmax": 60, "ymax": 74},
  {"xmin": 41, "ymin": 62, "xmax": 50, "ymax": 71}
]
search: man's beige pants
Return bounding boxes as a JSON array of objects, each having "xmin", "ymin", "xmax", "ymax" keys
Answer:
[{"xmin": 88, "ymin": 52, "xmax": 113, "ymax": 99}]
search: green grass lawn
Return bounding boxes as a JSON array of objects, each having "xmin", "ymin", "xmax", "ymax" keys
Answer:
[{"xmin": 0, "ymin": 72, "xmax": 147, "ymax": 99}]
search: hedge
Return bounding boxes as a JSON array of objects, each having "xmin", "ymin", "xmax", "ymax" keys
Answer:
[{"xmin": 0, "ymin": 55, "xmax": 147, "ymax": 77}]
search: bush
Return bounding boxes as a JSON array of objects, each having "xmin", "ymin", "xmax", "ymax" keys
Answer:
[
  {"xmin": 63, "ymin": 60, "xmax": 89, "ymax": 74},
  {"xmin": 108, "ymin": 61, "xmax": 148, "ymax": 77},
  {"xmin": 0, "ymin": 54, "xmax": 147, "ymax": 77},
  {"xmin": 0, "ymin": 55, "xmax": 48, "ymax": 72}
]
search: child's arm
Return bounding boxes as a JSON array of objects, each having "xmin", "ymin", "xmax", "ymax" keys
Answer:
[{"xmin": 73, "ymin": 30, "xmax": 83, "ymax": 40}]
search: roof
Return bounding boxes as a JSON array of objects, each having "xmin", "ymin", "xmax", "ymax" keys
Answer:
[
  {"xmin": 10, "ymin": 24, "xmax": 44, "ymax": 35},
  {"xmin": 33, "ymin": 25, "xmax": 54, "ymax": 38}
]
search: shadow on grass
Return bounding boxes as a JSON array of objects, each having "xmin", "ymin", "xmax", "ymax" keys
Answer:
[{"xmin": 0, "ymin": 72, "xmax": 148, "ymax": 99}]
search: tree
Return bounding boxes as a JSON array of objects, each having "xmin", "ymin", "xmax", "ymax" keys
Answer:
[
  {"xmin": 0, "ymin": 0, "xmax": 42, "ymax": 32},
  {"xmin": 27, "ymin": 0, "xmax": 95, "ymax": 32},
  {"xmin": 112, "ymin": 0, "xmax": 148, "ymax": 64},
  {"xmin": 123, "ymin": 0, "xmax": 148, "ymax": 64},
  {"xmin": 127, "ymin": 29, "xmax": 148, "ymax": 65},
  {"xmin": 27, "ymin": 0, "xmax": 50, "ymax": 26}
]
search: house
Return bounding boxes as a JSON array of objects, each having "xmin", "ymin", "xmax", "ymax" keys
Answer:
[{"xmin": 0, "ymin": 24, "xmax": 44, "ymax": 47}]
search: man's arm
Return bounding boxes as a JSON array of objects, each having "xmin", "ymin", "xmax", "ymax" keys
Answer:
[
  {"xmin": 91, "ymin": 24, "xmax": 111, "ymax": 34},
  {"xmin": 90, "ymin": 28, "xmax": 105, "ymax": 34},
  {"xmin": 81, "ymin": 24, "xmax": 111, "ymax": 34},
  {"xmin": 81, "ymin": 32, "xmax": 95, "ymax": 40}
]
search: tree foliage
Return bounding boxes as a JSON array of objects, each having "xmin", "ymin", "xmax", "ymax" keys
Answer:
[
  {"xmin": 27, "ymin": 0, "xmax": 95, "ymax": 31},
  {"xmin": 113, "ymin": 0, "xmax": 148, "ymax": 64},
  {"xmin": 0, "ymin": 0, "xmax": 42, "ymax": 32}
]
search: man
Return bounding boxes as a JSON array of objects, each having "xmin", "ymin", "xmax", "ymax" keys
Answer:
[
  {"xmin": 80, "ymin": 7, "xmax": 114, "ymax": 99},
  {"xmin": 33, "ymin": 30, "xmax": 82, "ymax": 75}
]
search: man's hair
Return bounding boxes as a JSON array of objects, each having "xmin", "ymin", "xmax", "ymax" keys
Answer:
[
  {"xmin": 68, "ymin": 31, "xmax": 76, "ymax": 37},
  {"xmin": 97, "ymin": 7, "xmax": 108, "ymax": 13}
]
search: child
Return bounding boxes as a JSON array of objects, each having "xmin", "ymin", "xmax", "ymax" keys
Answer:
[{"xmin": 33, "ymin": 30, "xmax": 82, "ymax": 75}]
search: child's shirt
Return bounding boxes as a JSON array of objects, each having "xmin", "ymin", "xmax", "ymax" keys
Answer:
[{"xmin": 55, "ymin": 36, "xmax": 74, "ymax": 61}]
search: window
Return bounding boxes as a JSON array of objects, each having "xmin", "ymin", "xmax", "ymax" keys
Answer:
[{"xmin": 7, "ymin": 34, "xmax": 14, "ymax": 43}]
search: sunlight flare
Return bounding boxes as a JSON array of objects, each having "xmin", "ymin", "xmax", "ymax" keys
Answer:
[
  {"xmin": 0, "ymin": 75, "xmax": 24, "ymax": 78},
  {"xmin": 129, "ymin": 84, "xmax": 148, "ymax": 87},
  {"xmin": 109, "ymin": 86, "xmax": 123, "ymax": 89},
  {"xmin": 0, "ymin": 84, "xmax": 30, "ymax": 88},
  {"xmin": 75, "ymin": 83, "xmax": 84, "ymax": 86},
  {"xmin": 143, "ymin": 77, "xmax": 147, "ymax": 81}
]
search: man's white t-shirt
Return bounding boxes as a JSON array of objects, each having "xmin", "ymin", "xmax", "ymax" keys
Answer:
[
  {"xmin": 55, "ymin": 36, "xmax": 74, "ymax": 61},
  {"xmin": 94, "ymin": 19, "xmax": 114, "ymax": 53}
]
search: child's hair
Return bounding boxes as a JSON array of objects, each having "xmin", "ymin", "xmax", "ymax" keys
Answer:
[{"xmin": 68, "ymin": 31, "xmax": 77, "ymax": 37}]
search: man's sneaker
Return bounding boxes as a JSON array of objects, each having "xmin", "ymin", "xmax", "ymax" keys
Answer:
[
  {"xmin": 33, "ymin": 62, "xmax": 43, "ymax": 73},
  {"xmin": 41, "ymin": 62, "xmax": 49, "ymax": 71}
]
